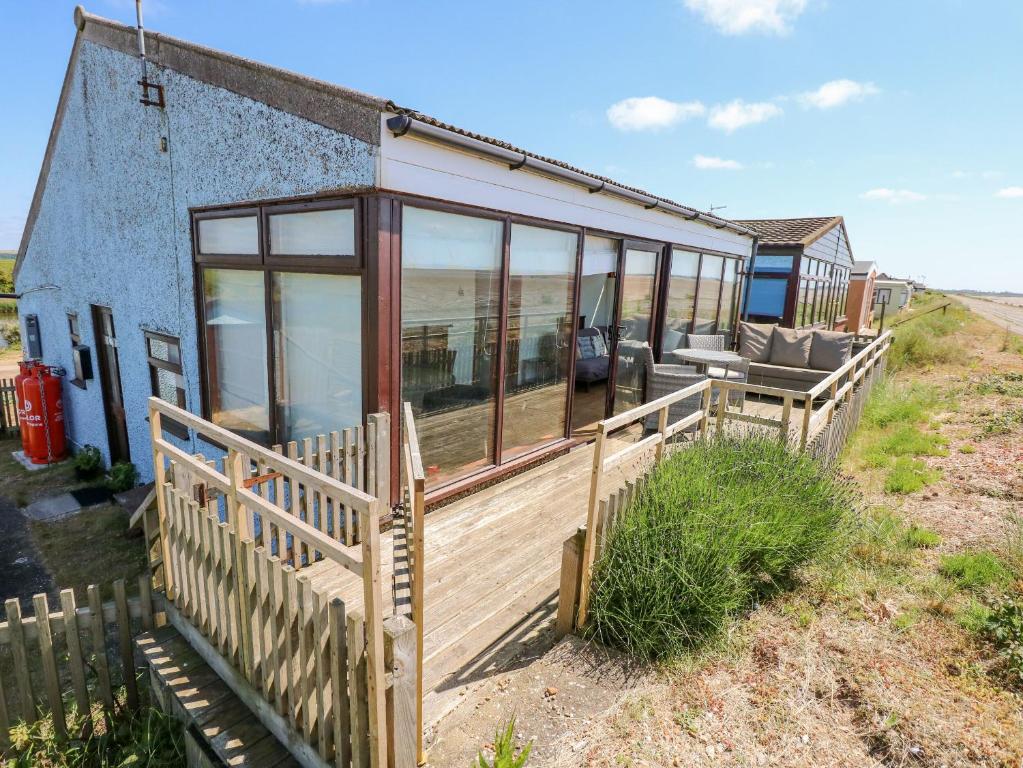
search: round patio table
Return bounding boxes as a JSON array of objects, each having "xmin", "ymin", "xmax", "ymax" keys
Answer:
[{"xmin": 668, "ymin": 348, "xmax": 744, "ymax": 376}]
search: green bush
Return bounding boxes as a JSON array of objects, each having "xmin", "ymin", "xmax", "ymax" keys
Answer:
[
  {"xmin": 72, "ymin": 444, "xmax": 104, "ymax": 480},
  {"xmin": 939, "ymin": 551, "xmax": 1012, "ymax": 591},
  {"xmin": 587, "ymin": 435, "xmax": 856, "ymax": 661},
  {"xmin": 7, "ymin": 700, "xmax": 184, "ymax": 767},
  {"xmin": 476, "ymin": 718, "xmax": 532, "ymax": 768},
  {"xmin": 984, "ymin": 596, "xmax": 1023, "ymax": 686},
  {"xmin": 107, "ymin": 461, "xmax": 139, "ymax": 493},
  {"xmin": 1, "ymin": 321, "xmax": 20, "ymax": 348}
]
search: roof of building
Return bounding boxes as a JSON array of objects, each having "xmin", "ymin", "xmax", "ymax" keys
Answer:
[
  {"xmin": 17, "ymin": 8, "xmax": 751, "ymax": 276},
  {"xmin": 733, "ymin": 216, "xmax": 843, "ymax": 248},
  {"xmin": 852, "ymin": 260, "xmax": 877, "ymax": 277}
]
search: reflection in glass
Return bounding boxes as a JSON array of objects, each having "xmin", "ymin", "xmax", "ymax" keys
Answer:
[
  {"xmin": 501, "ymin": 224, "xmax": 577, "ymax": 459},
  {"xmin": 693, "ymin": 254, "xmax": 724, "ymax": 333},
  {"xmin": 202, "ymin": 269, "xmax": 269, "ymax": 443},
  {"xmin": 400, "ymin": 207, "xmax": 503, "ymax": 488},
  {"xmin": 718, "ymin": 259, "xmax": 740, "ymax": 336},
  {"xmin": 274, "ymin": 272, "xmax": 362, "ymax": 444},
  {"xmin": 613, "ymin": 248, "xmax": 658, "ymax": 415},
  {"xmin": 269, "ymin": 209, "xmax": 356, "ymax": 256},
  {"xmin": 571, "ymin": 236, "xmax": 618, "ymax": 435},
  {"xmin": 661, "ymin": 249, "xmax": 699, "ymax": 352}
]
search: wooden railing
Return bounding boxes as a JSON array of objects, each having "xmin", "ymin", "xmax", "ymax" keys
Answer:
[
  {"xmin": 576, "ymin": 378, "xmax": 714, "ymax": 628},
  {"xmin": 148, "ymin": 398, "xmax": 396, "ymax": 768},
  {"xmin": 569, "ymin": 330, "xmax": 895, "ymax": 632},
  {"xmin": 399, "ymin": 402, "xmax": 426, "ymax": 766}
]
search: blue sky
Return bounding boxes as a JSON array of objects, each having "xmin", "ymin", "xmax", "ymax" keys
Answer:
[{"xmin": 2, "ymin": 0, "xmax": 1021, "ymax": 291}]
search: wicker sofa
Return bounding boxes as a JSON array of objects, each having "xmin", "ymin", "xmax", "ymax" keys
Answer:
[{"xmin": 739, "ymin": 322, "xmax": 856, "ymax": 392}]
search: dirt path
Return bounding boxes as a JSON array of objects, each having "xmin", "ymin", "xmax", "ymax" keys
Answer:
[{"xmin": 958, "ymin": 295, "xmax": 1023, "ymax": 335}]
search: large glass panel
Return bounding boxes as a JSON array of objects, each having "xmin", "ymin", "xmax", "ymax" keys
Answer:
[
  {"xmin": 202, "ymin": 269, "xmax": 269, "ymax": 443},
  {"xmin": 796, "ymin": 278, "xmax": 810, "ymax": 325},
  {"xmin": 693, "ymin": 254, "xmax": 724, "ymax": 334},
  {"xmin": 753, "ymin": 254, "xmax": 793, "ymax": 274},
  {"xmin": 613, "ymin": 248, "xmax": 658, "ymax": 415},
  {"xmin": 746, "ymin": 277, "xmax": 787, "ymax": 320},
  {"xmin": 269, "ymin": 208, "xmax": 356, "ymax": 256},
  {"xmin": 661, "ymin": 249, "xmax": 700, "ymax": 352},
  {"xmin": 273, "ymin": 272, "xmax": 362, "ymax": 444},
  {"xmin": 718, "ymin": 258, "xmax": 740, "ymax": 337},
  {"xmin": 572, "ymin": 236, "xmax": 618, "ymax": 436},
  {"xmin": 400, "ymin": 207, "xmax": 503, "ymax": 488},
  {"xmin": 198, "ymin": 216, "xmax": 259, "ymax": 255},
  {"xmin": 501, "ymin": 224, "xmax": 577, "ymax": 460}
]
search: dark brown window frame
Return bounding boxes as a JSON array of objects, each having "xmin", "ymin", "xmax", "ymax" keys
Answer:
[
  {"xmin": 145, "ymin": 330, "xmax": 189, "ymax": 439},
  {"xmin": 67, "ymin": 312, "xmax": 86, "ymax": 389},
  {"xmin": 191, "ymin": 196, "xmax": 365, "ymax": 448}
]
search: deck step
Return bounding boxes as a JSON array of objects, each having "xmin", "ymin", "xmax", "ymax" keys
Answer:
[{"xmin": 136, "ymin": 626, "xmax": 300, "ymax": 768}]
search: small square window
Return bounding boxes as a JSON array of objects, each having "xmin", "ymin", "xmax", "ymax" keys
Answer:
[{"xmin": 145, "ymin": 331, "xmax": 188, "ymax": 439}]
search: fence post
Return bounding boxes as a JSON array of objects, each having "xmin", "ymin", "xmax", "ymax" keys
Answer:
[
  {"xmin": 779, "ymin": 395, "xmax": 793, "ymax": 444},
  {"xmin": 577, "ymin": 425, "xmax": 607, "ymax": 629},
  {"xmin": 699, "ymin": 382, "xmax": 713, "ymax": 436},
  {"xmin": 360, "ymin": 502, "xmax": 388, "ymax": 768},
  {"xmin": 555, "ymin": 528, "xmax": 585, "ymax": 639},
  {"xmin": 149, "ymin": 403, "xmax": 174, "ymax": 600},
  {"xmin": 368, "ymin": 412, "xmax": 391, "ymax": 508},
  {"xmin": 384, "ymin": 615, "xmax": 418, "ymax": 768},
  {"xmin": 799, "ymin": 393, "xmax": 813, "ymax": 451},
  {"xmin": 224, "ymin": 448, "xmax": 253, "ymax": 681}
]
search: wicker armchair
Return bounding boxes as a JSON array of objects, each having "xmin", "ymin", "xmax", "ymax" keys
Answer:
[
  {"xmin": 640, "ymin": 344, "xmax": 706, "ymax": 431},
  {"xmin": 687, "ymin": 333, "xmax": 748, "ymax": 410}
]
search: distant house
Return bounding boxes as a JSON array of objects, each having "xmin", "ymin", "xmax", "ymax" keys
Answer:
[
  {"xmin": 15, "ymin": 7, "xmax": 755, "ymax": 503},
  {"xmin": 845, "ymin": 260, "xmax": 878, "ymax": 332},
  {"xmin": 873, "ymin": 274, "xmax": 913, "ymax": 315},
  {"xmin": 736, "ymin": 216, "xmax": 855, "ymax": 331}
]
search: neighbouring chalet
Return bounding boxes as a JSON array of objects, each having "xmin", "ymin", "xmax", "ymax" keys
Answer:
[
  {"xmin": 737, "ymin": 216, "xmax": 855, "ymax": 331},
  {"xmin": 16, "ymin": 8, "xmax": 756, "ymax": 504}
]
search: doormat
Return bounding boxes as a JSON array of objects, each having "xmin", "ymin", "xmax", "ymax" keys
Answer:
[{"xmin": 70, "ymin": 486, "xmax": 113, "ymax": 509}]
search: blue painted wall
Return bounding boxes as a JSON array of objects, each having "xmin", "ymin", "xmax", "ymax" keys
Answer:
[{"xmin": 16, "ymin": 39, "xmax": 377, "ymax": 479}]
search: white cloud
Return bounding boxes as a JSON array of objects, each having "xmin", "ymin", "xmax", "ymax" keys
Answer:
[
  {"xmin": 860, "ymin": 188, "xmax": 926, "ymax": 204},
  {"xmin": 693, "ymin": 154, "xmax": 744, "ymax": 170},
  {"xmin": 995, "ymin": 187, "xmax": 1023, "ymax": 199},
  {"xmin": 683, "ymin": 0, "xmax": 808, "ymax": 35},
  {"xmin": 707, "ymin": 100, "xmax": 782, "ymax": 133},
  {"xmin": 606, "ymin": 96, "xmax": 706, "ymax": 131},
  {"xmin": 798, "ymin": 79, "xmax": 879, "ymax": 109}
]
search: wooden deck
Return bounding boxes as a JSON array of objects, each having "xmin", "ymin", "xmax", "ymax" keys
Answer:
[{"xmin": 302, "ymin": 395, "xmax": 801, "ymax": 731}]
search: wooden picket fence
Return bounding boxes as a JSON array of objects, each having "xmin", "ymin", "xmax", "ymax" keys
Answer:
[
  {"xmin": 0, "ymin": 576, "xmax": 159, "ymax": 750},
  {"xmin": 148, "ymin": 397, "xmax": 417, "ymax": 768},
  {"xmin": 0, "ymin": 378, "xmax": 16, "ymax": 435}
]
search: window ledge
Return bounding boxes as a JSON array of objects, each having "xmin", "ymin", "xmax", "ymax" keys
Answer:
[{"xmin": 70, "ymin": 378, "xmax": 87, "ymax": 390}]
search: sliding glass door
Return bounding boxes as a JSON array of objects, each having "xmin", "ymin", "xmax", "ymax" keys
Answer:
[
  {"xmin": 570, "ymin": 236, "xmax": 618, "ymax": 436},
  {"xmin": 612, "ymin": 245, "xmax": 660, "ymax": 415},
  {"xmin": 400, "ymin": 207, "xmax": 503, "ymax": 487},
  {"xmin": 400, "ymin": 207, "xmax": 580, "ymax": 489}
]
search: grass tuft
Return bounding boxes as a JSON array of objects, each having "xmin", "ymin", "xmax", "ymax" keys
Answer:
[
  {"xmin": 587, "ymin": 434, "xmax": 857, "ymax": 661},
  {"xmin": 939, "ymin": 551, "xmax": 1012, "ymax": 592},
  {"xmin": 476, "ymin": 718, "xmax": 532, "ymax": 768},
  {"xmin": 884, "ymin": 456, "xmax": 941, "ymax": 495}
]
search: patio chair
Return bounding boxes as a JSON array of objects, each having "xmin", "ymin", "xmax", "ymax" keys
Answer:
[
  {"xmin": 685, "ymin": 333, "xmax": 725, "ymax": 352},
  {"xmin": 640, "ymin": 344, "xmax": 706, "ymax": 432}
]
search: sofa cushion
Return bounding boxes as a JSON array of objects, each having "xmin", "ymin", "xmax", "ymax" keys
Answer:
[
  {"xmin": 748, "ymin": 362, "xmax": 830, "ymax": 385},
  {"xmin": 769, "ymin": 327, "xmax": 813, "ymax": 368},
  {"xmin": 738, "ymin": 322, "xmax": 775, "ymax": 363},
  {"xmin": 809, "ymin": 330, "xmax": 854, "ymax": 371},
  {"xmin": 662, "ymin": 328, "xmax": 684, "ymax": 352}
]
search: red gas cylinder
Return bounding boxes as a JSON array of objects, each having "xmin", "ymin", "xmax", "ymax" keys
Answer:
[
  {"xmin": 14, "ymin": 360, "xmax": 42, "ymax": 449},
  {"xmin": 21, "ymin": 366, "xmax": 68, "ymax": 465}
]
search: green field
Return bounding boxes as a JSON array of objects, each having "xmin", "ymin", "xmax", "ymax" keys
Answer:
[{"xmin": 0, "ymin": 258, "xmax": 15, "ymax": 313}]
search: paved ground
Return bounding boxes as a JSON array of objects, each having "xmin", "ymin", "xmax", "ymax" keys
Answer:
[
  {"xmin": 0, "ymin": 495, "xmax": 54, "ymax": 616},
  {"xmin": 958, "ymin": 294, "xmax": 1023, "ymax": 334}
]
